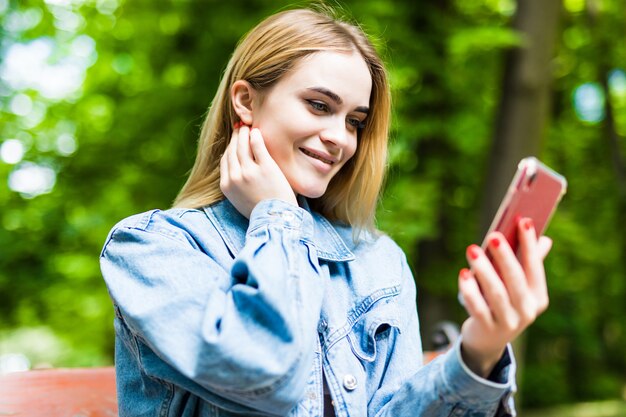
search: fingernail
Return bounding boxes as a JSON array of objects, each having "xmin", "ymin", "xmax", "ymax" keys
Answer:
[
  {"xmin": 523, "ymin": 218, "xmax": 534, "ymax": 231},
  {"xmin": 467, "ymin": 244, "xmax": 480, "ymax": 260},
  {"xmin": 460, "ymin": 268, "xmax": 471, "ymax": 280},
  {"xmin": 489, "ymin": 236, "xmax": 500, "ymax": 249}
]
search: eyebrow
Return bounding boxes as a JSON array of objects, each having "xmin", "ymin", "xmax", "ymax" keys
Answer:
[{"xmin": 306, "ymin": 87, "xmax": 370, "ymax": 115}]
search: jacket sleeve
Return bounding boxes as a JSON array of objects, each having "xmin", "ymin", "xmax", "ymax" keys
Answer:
[
  {"xmin": 372, "ymin": 252, "xmax": 517, "ymax": 417},
  {"xmin": 100, "ymin": 199, "xmax": 324, "ymax": 415}
]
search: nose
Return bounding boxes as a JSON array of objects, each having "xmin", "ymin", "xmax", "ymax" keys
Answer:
[{"xmin": 319, "ymin": 116, "xmax": 353, "ymax": 151}]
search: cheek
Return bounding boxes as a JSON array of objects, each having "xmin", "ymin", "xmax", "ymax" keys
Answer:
[
  {"xmin": 345, "ymin": 137, "xmax": 358, "ymax": 160},
  {"xmin": 262, "ymin": 136, "xmax": 287, "ymax": 163},
  {"xmin": 258, "ymin": 130, "xmax": 297, "ymax": 169},
  {"xmin": 258, "ymin": 125, "xmax": 307, "ymax": 160}
]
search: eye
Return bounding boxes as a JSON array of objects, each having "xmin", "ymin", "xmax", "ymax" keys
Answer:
[
  {"xmin": 306, "ymin": 100, "xmax": 329, "ymax": 113},
  {"xmin": 347, "ymin": 117, "xmax": 367, "ymax": 131}
]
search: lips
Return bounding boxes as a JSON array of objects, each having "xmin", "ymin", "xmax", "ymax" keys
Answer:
[{"xmin": 300, "ymin": 148, "xmax": 337, "ymax": 165}]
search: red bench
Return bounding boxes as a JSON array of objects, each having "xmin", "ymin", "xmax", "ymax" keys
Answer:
[
  {"xmin": 0, "ymin": 350, "xmax": 449, "ymax": 416},
  {"xmin": 0, "ymin": 367, "xmax": 117, "ymax": 417}
]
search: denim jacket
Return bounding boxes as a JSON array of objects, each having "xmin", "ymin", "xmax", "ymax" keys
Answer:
[{"xmin": 100, "ymin": 198, "xmax": 517, "ymax": 417}]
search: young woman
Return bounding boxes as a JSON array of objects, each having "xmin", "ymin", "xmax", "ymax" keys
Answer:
[{"xmin": 100, "ymin": 7, "xmax": 551, "ymax": 417}]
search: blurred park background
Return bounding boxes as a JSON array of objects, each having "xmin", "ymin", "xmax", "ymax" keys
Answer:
[{"xmin": 1, "ymin": 0, "xmax": 625, "ymax": 414}]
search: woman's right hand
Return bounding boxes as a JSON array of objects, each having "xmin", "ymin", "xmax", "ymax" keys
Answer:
[{"xmin": 220, "ymin": 124, "xmax": 298, "ymax": 218}]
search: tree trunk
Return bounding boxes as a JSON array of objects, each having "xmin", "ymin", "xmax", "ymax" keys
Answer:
[
  {"xmin": 480, "ymin": 0, "xmax": 563, "ymax": 235},
  {"xmin": 479, "ymin": 0, "xmax": 563, "ymax": 406},
  {"xmin": 406, "ymin": 0, "xmax": 460, "ymax": 351}
]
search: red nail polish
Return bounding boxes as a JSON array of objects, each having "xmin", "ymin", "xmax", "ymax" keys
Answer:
[
  {"xmin": 460, "ymin": 268, "xmax": 471, "ymax": 280},
  {"xmin": 489, "ymin": 236, "xmax": 500, "ymax": 249},
  {"xmin": 523, "ymin": 218, "xmax": 534, "ymax": 231},
  {"xmin": 467, "ymin": 244, "xmax": 480, "ymax": 260}
]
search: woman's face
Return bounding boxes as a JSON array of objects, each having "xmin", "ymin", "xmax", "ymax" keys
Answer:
[{"xmin": 251, "ymin": 51, "xmax": 372, "ymax": 199}]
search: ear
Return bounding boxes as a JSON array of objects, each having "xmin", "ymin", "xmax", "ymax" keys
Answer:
[{"xmin": 231, "ymin": 80, "xmax": 256, "ymax": 126}]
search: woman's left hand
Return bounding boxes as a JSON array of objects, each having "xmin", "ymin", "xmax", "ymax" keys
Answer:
[
  {"xmin": 457, "ymin": 217, "xmax": 552, "ymax": 378},
  {"xmin": 220, "ymin": 125, "xmax": 298, "ymax": 218}
]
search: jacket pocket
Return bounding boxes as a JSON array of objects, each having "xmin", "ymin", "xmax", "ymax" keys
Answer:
[{"xmin": 346, "ymin": 295, "xmax": 401, "ymax": 363}]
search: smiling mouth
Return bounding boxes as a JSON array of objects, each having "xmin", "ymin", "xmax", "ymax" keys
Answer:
[{"xmin": 300, "ymin": 148, "xmax": 335, "ymax": 165}]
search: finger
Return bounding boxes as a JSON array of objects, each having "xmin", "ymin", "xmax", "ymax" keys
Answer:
[
  {"xmin": 227, "ymin": 130, "xmax": 241, "ymax": 179},
  {"xmin": 249, "ymin": 128, "xmax": 272, "ymax": 163},
  {"xmin": 219, "ymin": 148, "xmax": 229, "ymax": 191},
  {"xmin": 518, "ymin": 218, "xmax": 549, "ymax": 309},
  {"xmin": 518, "ymin": 218, "xmax": 541, "ymax": 287},
  {"xmin": 538, "ymin": 236, "xmax": 553, "ymax": 260},
  {"xmin": 485, "ymin": 232, "xmax": 529, "ymax": 310},
  {"xmin": 459, "ymin": 268, "xmax": 494, "ymax": 328},
  {"xmin": 466, "ymin": 244, "xmax": 517, "ymax": 328},
  {"xmin": 236, "ymin": 125, "xmax": 254, "ymax": 167}
]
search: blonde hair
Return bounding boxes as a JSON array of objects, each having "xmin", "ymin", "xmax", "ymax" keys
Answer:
[{"xmin": 174, "ymin": 7, "xmax": 390, "ymax": 234}]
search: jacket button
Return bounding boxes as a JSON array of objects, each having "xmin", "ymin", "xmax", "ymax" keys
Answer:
[
  {"xmin": 317, "ymin": 319, "xmax": 328, "ymax": 333},
  {"xmin": 342, "ymin": 374, "xmax": 357, "ymax": 391}
]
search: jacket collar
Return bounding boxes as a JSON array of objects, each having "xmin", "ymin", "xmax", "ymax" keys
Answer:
[{"xmin": 203, "ymin": 198, "xmax": 355, "ymax": 262}]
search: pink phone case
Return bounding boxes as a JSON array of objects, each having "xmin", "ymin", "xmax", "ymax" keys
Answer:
[{"xmin": 482, "ymin": 157, "xmax": 567, "ymax": 253}]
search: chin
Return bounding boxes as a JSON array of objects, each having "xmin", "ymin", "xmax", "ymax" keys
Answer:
[{"xmin": 293, "ymin": 182, "xmax": 329, "ymax": 199}]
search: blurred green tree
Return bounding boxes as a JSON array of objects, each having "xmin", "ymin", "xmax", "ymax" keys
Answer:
[{"xmin": 0, "ymin": 0, "xmax": 624, "ymax": 410}]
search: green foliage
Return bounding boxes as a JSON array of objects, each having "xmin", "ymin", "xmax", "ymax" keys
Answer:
[{"xmin": 1, "ymin": 0, "xmax": 625, "ymax": 410}]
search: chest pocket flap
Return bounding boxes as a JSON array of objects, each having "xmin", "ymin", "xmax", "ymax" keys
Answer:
[{"xmin": 346, "ymin": 295, "xmax": 401, "ymax": 363}]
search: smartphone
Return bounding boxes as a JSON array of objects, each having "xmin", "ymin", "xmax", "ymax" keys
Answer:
[{"xmin": 482, "ymin": 157, "xmax": 567, "ymax": 253}]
